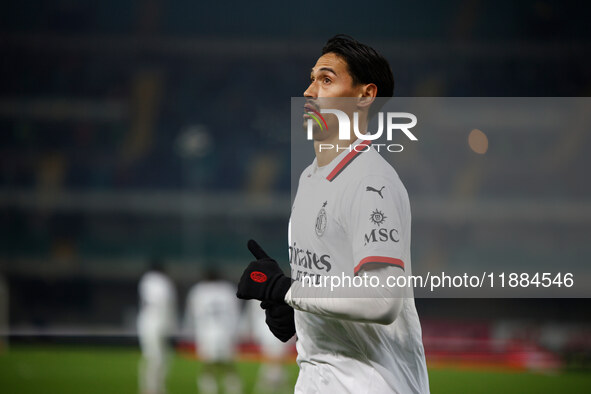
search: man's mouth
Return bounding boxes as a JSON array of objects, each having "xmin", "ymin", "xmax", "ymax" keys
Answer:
[{"xmin": 304, "ymin": 103, "xmax": 320, "ymax": 119}]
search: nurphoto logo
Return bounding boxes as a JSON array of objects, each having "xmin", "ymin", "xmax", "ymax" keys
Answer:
[{"xmin": 305, "ymin": 108, "xmax": 418, "ymax": 152}]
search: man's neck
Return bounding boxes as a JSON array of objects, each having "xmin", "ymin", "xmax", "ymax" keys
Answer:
[
  {"xmin": 313, "ymin": 114, "xmax": 369, "ymax": 167},
  {"xmin": 314, "ymin": 133, "xmax": 364, "ymax": 167}
]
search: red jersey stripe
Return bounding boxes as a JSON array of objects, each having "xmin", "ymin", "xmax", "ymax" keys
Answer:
[
  {"xmin": 326, "ymin": 139, "xmax": 372, "ymax": 182},
  {"xmin": 354, "ymin": 256, "xmax": 405, "ymax": 275}
]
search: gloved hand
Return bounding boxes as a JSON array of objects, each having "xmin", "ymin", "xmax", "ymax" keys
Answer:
[
  {"xmin": 236, "ymin": 240, "xmax": 292, "ymax": 303},
  {"xmin": 261, "ymin": 301, "xmax": 296, "ymax": 343}
]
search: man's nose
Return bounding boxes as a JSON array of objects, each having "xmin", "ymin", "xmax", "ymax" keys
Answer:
[{"xmin": 304, "ymin": 82, "xmax": 317, "ymax": 98}]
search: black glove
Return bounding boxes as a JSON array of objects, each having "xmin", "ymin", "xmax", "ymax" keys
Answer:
[
  {"xmin": 261, "ymin": 301, "xmax": 296, "ymax": 343},
  {"xmin": 236, "ymin": 239, "xmax": 291, "ymax": 303}
]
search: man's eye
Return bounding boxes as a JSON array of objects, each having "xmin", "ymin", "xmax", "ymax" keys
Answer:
[{"xmin": 323, "ymin": 77, "xmax": 331, "ymax": 84}]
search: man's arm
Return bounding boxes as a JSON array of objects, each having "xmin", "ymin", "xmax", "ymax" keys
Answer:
[
  {"xmin": 236, "ymin": 237, "xmax": 409, "ymax": 325},
  {"xmin": 285, "ymin": 173, "xmax": 410, "ymax": 324},
  {"xmin": 285, "ymin": 265, "xmax": 405, "ymax": 325}
]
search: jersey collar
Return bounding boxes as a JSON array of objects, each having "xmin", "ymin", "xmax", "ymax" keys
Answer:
[{"xmin": 311, "ymin": 138, "xmax": 372, "ymax": 182}]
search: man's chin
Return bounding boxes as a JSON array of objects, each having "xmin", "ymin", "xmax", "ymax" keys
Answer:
[
  {"xmin": 310, "ymin": 132, "xmax": 333, "ymax": 143},
  {"xmin": 301, "ymin": 121, "xmax": 322, "ymax": 134}
]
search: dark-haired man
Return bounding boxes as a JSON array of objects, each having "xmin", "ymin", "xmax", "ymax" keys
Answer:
[{"xmin": 238, "ymin": 35, "xmax": 429, "ymax": 393}]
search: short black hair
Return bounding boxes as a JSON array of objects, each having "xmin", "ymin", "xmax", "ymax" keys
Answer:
[{"xmin": 322, "ymin": 34, "xmax": 394, "ymax": 100}]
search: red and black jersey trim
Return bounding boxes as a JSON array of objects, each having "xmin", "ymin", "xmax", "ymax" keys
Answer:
[
  {"xmin": 326, "ymin": 140, "xmax": 372, "ymax": 182},
  {"xmin": 354, "ymin": 256, "xmax": 405, "ymax": 275}
]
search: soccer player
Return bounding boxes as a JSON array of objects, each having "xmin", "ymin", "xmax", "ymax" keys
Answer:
[
  {"xmin": 184, "ymin": 268, "xmax": 242, "ymax": 394},
  {"xmin": 137, "ymin": 260, "xmax": 177, "ymax": 394},
  {"xmin": 237, "ymin": 35, "xmax": 430, "ymax": 393}
]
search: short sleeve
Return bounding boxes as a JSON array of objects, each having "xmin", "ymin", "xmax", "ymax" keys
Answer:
[{"xmin": 346, "ymin": 175, "xmax": 407, "ymax": 275}]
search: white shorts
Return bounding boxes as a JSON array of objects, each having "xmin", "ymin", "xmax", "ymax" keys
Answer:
[{"xmin": 197, "ymin": 330, "xmax": 235, "ymax": 362}]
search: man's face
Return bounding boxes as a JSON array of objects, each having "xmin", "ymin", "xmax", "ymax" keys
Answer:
[
  {"xmin": 304, "ymin": 53, "xmax": 361, "ymax": 98},
  {"xmin": 303, "ymin": 53, "xmax": 365, "ymax": 140}
]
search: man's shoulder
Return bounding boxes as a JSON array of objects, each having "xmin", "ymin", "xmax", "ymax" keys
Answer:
[
  {"xmin": 340, "ymin": 148, "xmax": 410, "ymax": 209},
  {"xmin": 140, "ymin": 271, "xmax": 165, "ymax": 286},
  {"xmin": 348, "ymin": 147, "xmax": 401, "ymax": 185}
]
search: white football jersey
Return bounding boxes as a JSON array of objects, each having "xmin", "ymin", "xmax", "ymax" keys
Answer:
[
  {"xmin": 138, "ymin": 271, "xmax": 177, "ymax": 332},
  {"xmin": 289, "ymin": 139, "xmax": 429, "ymax": 393}
]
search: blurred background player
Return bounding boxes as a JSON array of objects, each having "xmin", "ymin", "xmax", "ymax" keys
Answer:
[
  {"xmin": 137, "ymin": 259, "xmax": 178, "ymax": 394},
  {"xmin": 184, "ymin": 268, "xmax": 242, "ymax": 394},
  {"xmin": 246, "ymin": 300, "xmax": 293, "ymax": 394}
]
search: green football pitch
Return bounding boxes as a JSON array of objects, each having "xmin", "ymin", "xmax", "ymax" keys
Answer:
[{"xmin": 1, "ymin": 346, "xmax": 590, "ymax": 393}]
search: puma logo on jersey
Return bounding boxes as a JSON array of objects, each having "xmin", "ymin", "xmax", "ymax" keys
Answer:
[{"xmin": 366, "ymin": 186, "xmax": 385, "ymax": 198}]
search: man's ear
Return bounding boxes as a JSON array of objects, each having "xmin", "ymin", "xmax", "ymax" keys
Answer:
[{"xmin": 357, "ymin": 83, "xmax": 377, "ymax": 110}]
